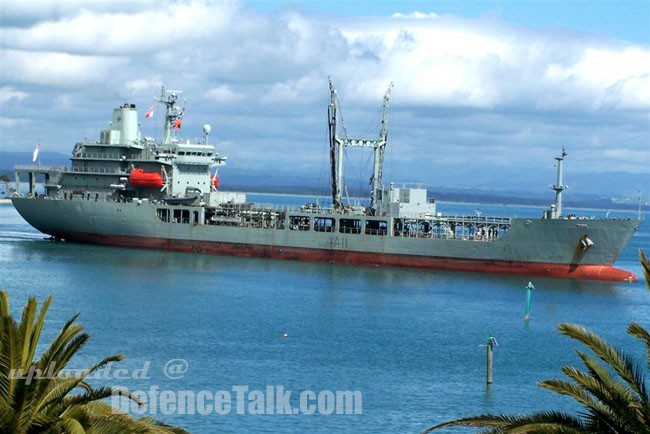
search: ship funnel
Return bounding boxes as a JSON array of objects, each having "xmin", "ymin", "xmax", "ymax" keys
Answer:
[{"xmin": 108, "ymin": 104, "xmax": 138, "ymax": 145}]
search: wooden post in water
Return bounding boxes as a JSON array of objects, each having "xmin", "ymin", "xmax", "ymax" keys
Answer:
[{"xmin": 486, "ymin": 336, "xmax": 497, "ymax": 384}]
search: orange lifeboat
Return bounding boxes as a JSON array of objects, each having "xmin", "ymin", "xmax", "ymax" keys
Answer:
[{"xmin": 129, "ymin": 169, "xmax": 163, "ymax": 188}]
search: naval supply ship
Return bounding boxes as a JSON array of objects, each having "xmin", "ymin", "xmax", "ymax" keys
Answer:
[{"xmin": 12, "ymin": 82, "xmax": 640, "ymax": 282}]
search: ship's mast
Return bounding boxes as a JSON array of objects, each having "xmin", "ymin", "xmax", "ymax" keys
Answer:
[
  {"xmin": 156, "ymin": 87, "xmax": 182, "ymax": 145},
  {"xmin": 549, "ymin": 147, "xmax": 568, "ymax": 219},
  {"xmin": 328, "ymin": 81, "xmax": 341, "ymax": 210},
  {"xmin": 328, "ymin": 79, "xmax": 393, "ymax": 213}
]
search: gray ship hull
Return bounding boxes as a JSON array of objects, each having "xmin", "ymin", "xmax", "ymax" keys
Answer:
[{"xmin": 12, "ymin": 197, "xmax": 639, "ymax": 281}]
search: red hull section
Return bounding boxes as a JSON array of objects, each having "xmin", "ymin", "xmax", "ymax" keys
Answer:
[
  {"xmin": 129, "ymin": 169, "xmax": 163, "ymax": 188},
  {"xmin": 52, "ymin": 231, "xmax": 637, "ymax": 282}
]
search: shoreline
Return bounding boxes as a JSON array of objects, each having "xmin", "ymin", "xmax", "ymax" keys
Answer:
[{"xmin": 235, "ymin": 190, "xmax": 648, "ymax": 216}]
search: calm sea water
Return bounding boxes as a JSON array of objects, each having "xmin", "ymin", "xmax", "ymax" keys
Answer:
[{"xmin": 1, "ymin": 197, "xmax": 648, "ymax": 433}]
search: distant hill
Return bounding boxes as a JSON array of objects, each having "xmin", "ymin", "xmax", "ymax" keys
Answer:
[
  {"xmin": 219, "ymin": 167, "xmax": 647, "ymax": 211},
  {"xmin": 0, "ymin": 151, "xmax": 70, "ymax": 168}
]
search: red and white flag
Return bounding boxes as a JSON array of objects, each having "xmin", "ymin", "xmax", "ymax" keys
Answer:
[
  {"xmin": 145, "ymin": 104, "xmax": 155, "ymax": 119},
  {"xmin": 32, "ymin": 144, "xmax": 40, "ymax": 162}
]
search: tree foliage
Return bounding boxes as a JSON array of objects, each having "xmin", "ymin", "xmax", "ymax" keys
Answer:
[{"xmin": 0, "ymin": 290, "xmax": 188, "ymax": 434}]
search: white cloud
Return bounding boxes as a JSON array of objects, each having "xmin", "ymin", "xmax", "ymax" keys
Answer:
[
  {"xmin": 125, "ymin": 79, "xmax": 164, "ymax": 95},
  {"xmin": 544, "ymin": 46, "xmax": 650, "ymax": 110},
  {"xmin": 3, "ymin": 2, "xmax": 238, "ymax": 55},
  {"xmin": 205, "ymin": 85, "xmax": 244, "ymax": 104},
  {"xmin": 262, "ymin": 73, "xmax": 326, "ymax": 105},
  {"xmin": 0, "ymin": 86, "xmax": 29, "ymax": 105},
  {"xmin": 603, "ymin": 147, "xmax": 650, "ymax": 162},
  {"xmin": 0, "ymin": 1, "xmax": 647, "ymax": 194},
  {"xmin": 1, "ymin": 0, "xmax": 159, "ymax": 24},
  {"xmin": 1, "ymin": 49, "xmax": 129, "ymax": 87},
  {"xmin": 337, "ymin": 17, "xmax": 650, "ymax": 111},
  {"xmin": 54, "ymin": 94, "xmax": 75, "ymax": 110},
  {"xmin": 391, "ymin": 12, "xmax": 440, "ymax": 19},
  {"xmin": 0, "ymin": 117, "xmax": 28, "ymax": 128},
  {"xmin": 9, "ymin": 2, "xmax": 645, "ymax": 111}
]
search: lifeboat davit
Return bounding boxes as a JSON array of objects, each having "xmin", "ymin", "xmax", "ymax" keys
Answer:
[{"xmin": 129, "ymin": 169, "xmax": 163, "ymax": 188}]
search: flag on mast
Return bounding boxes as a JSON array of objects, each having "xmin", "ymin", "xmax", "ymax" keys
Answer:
[
  {"xmin": 32, "ymin": 144, "xmax": 40, "ymax": 162},
  {"xmin": 145, "ymin": 104, "xmax": 155, "ymax": 119},
  {"xmin": 173, "ymin": 107, "xmax": 185, "ymax": 130}
]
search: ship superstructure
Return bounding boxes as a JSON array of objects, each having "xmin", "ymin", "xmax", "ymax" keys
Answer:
[{"xmin": 12, "ymin": 83, "xmax": 640, "ymax": 282}]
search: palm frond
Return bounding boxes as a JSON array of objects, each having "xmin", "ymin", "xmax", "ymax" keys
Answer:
[
  {"xmin": 36, "ymin": 314, "xmax": 85, "ymax": 371},
  {"xmin": 60, "ymin": 412, "xmax": 91, "ymax": 434},
  {"xmin": 628, "ymin": 322, "xmax": 650, "ymax": 375},
  {"xmin": 576, "ymin": 349, "xmax": 643, "ymax": 405},
  {"xmin": 559, "ymin": 363, "xmax": 639, "ymax": 432},
  {"xmin": 422, "ymin": 413, "xmax": 518, "ymax": 432},
  {"xmin": 57, "ymin": 386, "xmax": 118, "ymax": 411},
  {"xmin": 32, "ymin": 354, "xmax": 124, "ymax": 416},
  {"xmin": 422, "ymin": 411, "xmax": 588, "ymax": 433},
  {"xmin": 575, "ymin": 350, "xmax": 649, "ymax": 432},
  {"xmin": 0, "ymin": 291, "xmax": 10, "ymax": 317},
  {"xmin": 558, "ymin": 323, "xmax": 648, "ymax": 402},
  {"xmin": 539, "ymin": 378, "xmax": 602, "ymax": 411},
  {"xmin": 0, "ymin": 292, "xmax": 188, "ymax": 434},
  {"xmin": 0, "ymin": 314, "xmax": 27, "ymax": 424},
  {"xmin": 640, "ymin": 250, "xmax": 650, "ymax": 291},
  {"xmin": 83, "ymin": 402, "xmax": 191, "ymax": 434},
  {"xmin": 18, "ymin": 296, "xmax": 38, "ymax": 368},
  {"xmin": 32, "ymin": 376, "xmax": 93, "ymax": 416},
  {"xmin": 25, "ymin": 294, "xmax": 52, "ymax": 367},
  {"xmin": 491, "ymin": 410, "xmax": 589, "ymax": 434},
  {"xmin": 39, "ymin": 329, "xmax": 89, "ymax": 376},
  {"xmin": 110, "ymin": 385, "xmax": 146, "ymax": 407}
]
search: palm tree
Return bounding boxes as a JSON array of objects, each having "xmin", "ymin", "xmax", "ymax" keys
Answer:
[
  {"xmin": 0, "ymin": 290, "xmax": 188, "ymax": 434},
  {"xmin": 423, "ymin": 251, "xmax": 650, "ymax": 434}
]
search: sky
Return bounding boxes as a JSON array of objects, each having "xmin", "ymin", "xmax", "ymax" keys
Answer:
[{"xmin": 1, "ymin": 0, "xmax": 649, "ymax": 199}]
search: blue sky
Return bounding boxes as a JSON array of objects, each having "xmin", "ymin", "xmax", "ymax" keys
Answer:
[
  {"xmin": 249, "ymin": 0, "xmax": 649, "ymax": 44},
  {"xmin": 1, "ymin": 0, "xmax": 648, "ymax": 199}
]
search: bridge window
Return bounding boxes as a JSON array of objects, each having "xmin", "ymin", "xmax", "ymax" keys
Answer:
[
  {"xmin": 314, "ymin": 217, "xmax": 335, "ymax": 232},
  {"xmin": 365, "ymin": 219, "xmax": 387, "ymax": 236},
  {"xmin": 339, "ymin": 218, "xmax": 361, "ymax": 234},
  {"xmin": 289, "ymin": 215, "xmax": 310, "ymax": 231},
  {"xmin": 173, "ymin": 209, "xmax": 190, "ymax": 224},
  {"xmin": 157, "ymin": 208, "xmax": 170, "ymax": 222}
]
